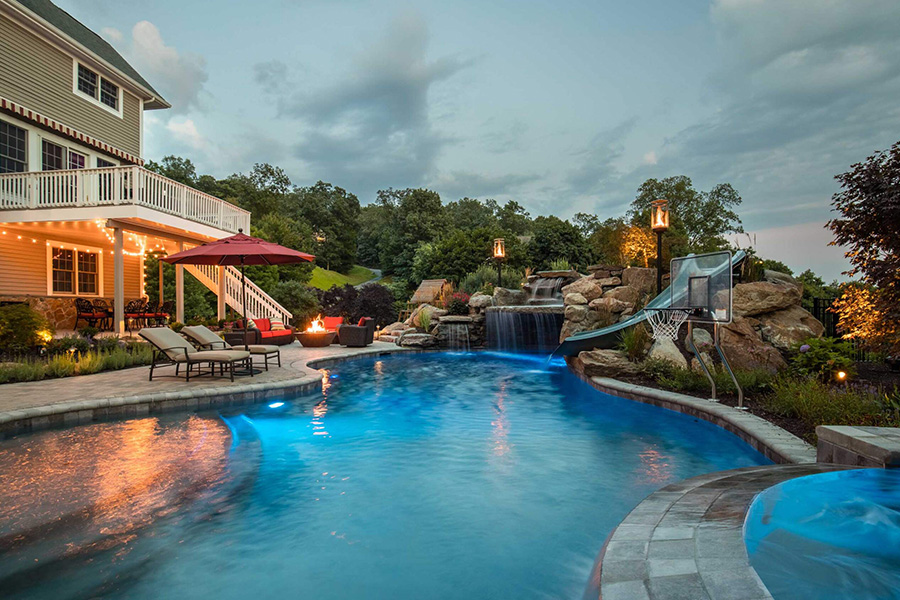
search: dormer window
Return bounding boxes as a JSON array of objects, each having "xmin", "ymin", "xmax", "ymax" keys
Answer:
[{"xmin": 73, "ymin": 61, "xmax": 122, "ymax": 116}]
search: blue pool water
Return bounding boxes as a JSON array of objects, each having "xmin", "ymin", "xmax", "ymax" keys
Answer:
[
  {"xmin": 0, "ymin": 352, "xmax": 769, "ymax": 599},
  {"xmin": 745, "ymin": 468, "xmax": 900, "ymax": 600}
]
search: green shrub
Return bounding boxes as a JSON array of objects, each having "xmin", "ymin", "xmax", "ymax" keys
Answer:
[
  {"xmin": 641, "ymin": 358, "xmax": 774, "ymax": 396},
  {"xmin": 128, "ymin": 343, "xmax": 154, "ymax": 365},
  {"xmin": 46, "ymin": 355, "xmax": 76, "ymax": 378},
  {"xmin": 415, "ymin": 309, "xmax": 432, "ymax": 331},
  {"xmin": 790, "ymin": 337, "xmax": 855, "ymax": 381},
  {"xmin": 44, "ymin": 335, "xmax": 90, "ymax": 357},
  {"xmin": 170, "ymin": 321, "xmax": 185, "ymax": 333},
  {"xmin": 459, "ymin": 264, "xmax": 523, "ymax": 295},
  {"xmin": 75, "ymin": 351, "xmax": 104, "ymax": 375},
  {"xmin": 0, "ymin": 304, "xmax": 52, "ymax": 354},
  {"xmin": 763, "ymin": 376, "xmax": 899, "ymax": 437},
  {"xmin": 45, "ymin": 335, "xmax": 91, "ymax": 357},
  {"xmin": 94, "ymin": 336, "xmax": 121, "ymax": 353},
  {"xmin": 618, "ymin": 324, "xmax": 651, "ymax": 362},
  {"xmin": 101, "ymin": 348, "xmax": 133, "ymax": 371},
  {"xmin": 77, "ymin": 326, "xmax": 100, "ymax": 339},
  {"xmin": 0, "ymin": 360, "xmax": 46, "ymax": 383},
  {"xmin": 548, "ymin": 259, "xmax": 571, "ymax": 271},
  {"xmin": 354, "ymin": 284, "xmax": 398, "ymax": 327}
]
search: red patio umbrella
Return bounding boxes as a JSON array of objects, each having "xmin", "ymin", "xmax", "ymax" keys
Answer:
[{"xmin": 162, "ymin": 229, "xmax": 315, "ymax": 330}]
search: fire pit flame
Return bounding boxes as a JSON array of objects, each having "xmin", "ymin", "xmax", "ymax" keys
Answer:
[{"xmin": 307, "ymin": 315, "xmax": 326, "ymax": 333}]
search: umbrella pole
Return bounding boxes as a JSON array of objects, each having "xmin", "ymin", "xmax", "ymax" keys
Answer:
[{"xmin": 241, "ymin": 257, "xmax": 248, "ymax": 350}]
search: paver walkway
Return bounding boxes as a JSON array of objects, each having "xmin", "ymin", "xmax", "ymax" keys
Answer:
[{"xmin": 0, "ymin": 341, "xmax": 409, "ymax": 436}]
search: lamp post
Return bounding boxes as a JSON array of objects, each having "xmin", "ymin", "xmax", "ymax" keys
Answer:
[
  {"xmin": 493, "ymin": 238, "xmax": 505, "ymax": 289},
  {"xmin": 650, "ymin": 199, "xmax": 669, "ymax": 295}
]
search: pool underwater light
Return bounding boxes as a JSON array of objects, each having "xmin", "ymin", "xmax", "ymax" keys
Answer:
[{"xmin": 268, "ymin": 402, "xmax": 285, "ymax": 409}]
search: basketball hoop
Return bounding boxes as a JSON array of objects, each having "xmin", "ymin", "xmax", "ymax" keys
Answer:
[{"xmin": 644, "ymin": 308, "xmax": 690, "ymax": 340}]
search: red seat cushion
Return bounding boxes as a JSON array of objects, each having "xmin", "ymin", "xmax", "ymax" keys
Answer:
[
  {"xmin": 358, "ymin": 317, "xmax": 367, "ymax": 326},
  {"xmin": 253, "ymin": 318, "xmax": 271, "ymax": 331},
  {"xmin": 323, "ymin": 316, "xmax": 343, "ymax": 330},
  {"xmin": 260, "ymin": 330, "xmax": 290, "ymax": 339}
]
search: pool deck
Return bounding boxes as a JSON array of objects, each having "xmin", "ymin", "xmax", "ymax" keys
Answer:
[
  {"xmin": 592, "ymin": 463, "xmax": 853, "ymax": 600},
  {"xmin": 0, "ymin": 341, "xmax": 412, "ymax": 438}
]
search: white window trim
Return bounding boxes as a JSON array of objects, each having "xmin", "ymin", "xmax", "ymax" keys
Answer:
[
  {"xmin": 46, "ymin": 240, "xmax": 105, "ymax": 297},
  {"xmin": 72, "ymin": 59, "xmax": 123, "ymax": 118}
]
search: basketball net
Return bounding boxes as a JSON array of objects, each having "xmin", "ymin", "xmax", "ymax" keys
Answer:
[{"xmin": 646, "ymin": 308, "xmax": 690, "ymax": 340}]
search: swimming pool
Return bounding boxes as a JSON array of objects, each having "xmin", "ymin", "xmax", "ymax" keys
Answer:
[
  {"xmin": 0, "ymin": 352, "xmax": 769, "ymax": 599},
  {"xmin": 745, "ymin": 467, "xmax": 900, "ymax": 600}
]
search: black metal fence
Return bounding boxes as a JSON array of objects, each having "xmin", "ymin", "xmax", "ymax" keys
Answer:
[{"xmin": 810, "ymin": 296, "xmax": 881, "ymax": 363}]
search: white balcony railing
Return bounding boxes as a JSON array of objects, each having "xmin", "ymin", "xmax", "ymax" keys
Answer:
[{"xmin": 0, "ymin": 165, "xmax": 251, "ymax": 234}]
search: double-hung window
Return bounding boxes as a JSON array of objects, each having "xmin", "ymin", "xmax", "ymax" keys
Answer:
[
  {"xmin": 48, "ymin": 242, "xmax": 103, "ymax": 296},
  {"xmin": 74, "ymin": 62, "xmax": 121, "ymax": 115},
  {"xmin": 0, "ymin": 119, "xmax": 27, "ymax": 173}
]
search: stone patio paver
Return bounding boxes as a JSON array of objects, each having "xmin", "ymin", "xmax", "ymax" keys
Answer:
[
  {"xmin": 592, "ymin": 463, "xmax": 855, "ymax": 600},
  {"xmin": 0, "ymin": 341, "xmax": 411, "ymax": 437}
]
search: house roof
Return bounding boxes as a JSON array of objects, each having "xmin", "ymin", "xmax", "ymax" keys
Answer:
[
  {"xmin": 411, "ymin": 279, "xmax": 450, "ymax": 304},
  {"xmin": 13, "ymin": 0, "xmax": 170, "ymax": 109}
]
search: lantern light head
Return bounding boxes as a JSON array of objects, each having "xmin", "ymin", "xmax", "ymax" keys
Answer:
[
  {"xmin": 493, "ymin": 238, "xmax": 506, "ymax": 259},
  {"xmin": 315, "ymin": 231, "xmax": 326, "ymax": 243},
  {"xmin": 651, "ymin": 199, "xmax": 670, "ymax": 232}
]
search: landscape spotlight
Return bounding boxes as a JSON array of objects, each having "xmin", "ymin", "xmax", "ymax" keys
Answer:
[{"xmin": 650, "ymin": 199, "xmax": 669, "ymax": 295}]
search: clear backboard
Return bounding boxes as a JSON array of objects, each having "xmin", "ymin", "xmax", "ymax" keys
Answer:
[{"xmin": 670, "ymin": 251, "xmax": 733, "ymax": 324}]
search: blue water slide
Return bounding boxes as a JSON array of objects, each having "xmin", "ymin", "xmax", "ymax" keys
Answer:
[{"xmin": 552, "ymin": 250, "xmax": 747, "ymax": 357}]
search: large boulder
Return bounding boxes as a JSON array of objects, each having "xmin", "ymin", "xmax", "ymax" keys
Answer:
[
  {"xmin": 595, "ymin": 276, "xmax": 622, "ymax": 287},
  {"xmin": 603, "ymin": 285, "xmax": 640, "ymax": 305},
  {"xmin": 622, "ymin": 267, "xmax": 657, "ymax": 296},
  {"xmin": 682, "ymin": 327, "xmax": 714, "ymax": 350},
  {"xmin": 720, "ymin": 317, "xmax": 788, "ymax": 372},
  {"xmin": 405, "ymin": 303, "xmax": 448, "ymax": 326},
  {"xmin": 763, "ymin": 269, "xmax": 802, "ymax": 291},
  {"xmin": 589, "ymin": 296, "xmax": 630, "ymax": 313},
  {"xmin": 757, "ymin": 306, "xmax": 825, "ymax": 351},
  {"xmin": 399, "ymin": 333, "xmax": 437, "ymax": 348},
  {"xmin": 561, "ymin": 276, "xmax": 604, "ymax": 302},
  {"xmin": 732, "ymin": 282, "xmax": 802, "ymax": 317},
  {"xmin": 573, "ymin": 349, "xmax": 640, "ymax": 378},
  {"xmin": 469, "ymin": 293, "xmax": 493, "ymax": 309},
  {"xmin": 559, "ymin": 319, "xmax": 586, "ymax": 342},
  {"xmin": 493, "ymin": 287, "xmax": 527, "ymax": 306},
  {"xmin": 564, "ymin": 292, "xmax": 588, "ymax": 306},
  {"xmin": 564, "ymin": 304, "xmax": 589, "ymax": 323},
  {"xmin": 647, "ymin": 337, "xmax": 688, "ymax": 369}
]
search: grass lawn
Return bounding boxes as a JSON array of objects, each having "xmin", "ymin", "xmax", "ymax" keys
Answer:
[{"xmin": 308, "ymin": 265, "xmax": 375, "ymax": 290}]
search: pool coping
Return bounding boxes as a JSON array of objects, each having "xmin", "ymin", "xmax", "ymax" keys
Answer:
[
  {"xmin": 0, "ymin": 345, "xmax": 415, "ymax": 438},
  {"xmin": 582, "ymin": 376, "xmax": 816, "ymax": 465},
  {"xmin": 590, "ymin": 463, "xmax": 854, "ymax": 600}
]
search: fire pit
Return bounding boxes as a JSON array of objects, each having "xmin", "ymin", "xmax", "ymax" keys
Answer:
[{"xmin": 295, "ymin": 315, "xmax": 337, "ymax": 347}]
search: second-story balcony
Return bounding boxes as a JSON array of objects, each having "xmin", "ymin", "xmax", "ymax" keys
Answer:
[{"xmin": 0, "ymin": 165, "xmax": 250, "ymax": 235}]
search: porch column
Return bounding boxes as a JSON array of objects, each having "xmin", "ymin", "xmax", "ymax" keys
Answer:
[
  {"xmin": 175, "ymin": 241, "xmax": 185, "ymax": 323},
  {"xmin": 217, "ymin": 266, "xmax": 226, "ymax": 321},
  {"xmin": 158, "ymin": 256, "xmax": 164, "ymax": 303},
  {"xmin": 113, "ymin": 228, "xmax": 125, "ymax": 335}
]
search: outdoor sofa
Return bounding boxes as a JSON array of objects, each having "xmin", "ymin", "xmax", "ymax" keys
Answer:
[
  {"xmin": 234, "ymin": 318, "xmax": 295, "ymax": 345},
  {"xmin": 140, "ymin": 327, "xmax": 251, "ymax": 382},
  {"xmin": 338, "ymin": 317, "xmax": 375, "ymax": 347},
  {"xmin": 182, "ymin": 325, "xmax": 282, "ymax": 371}
]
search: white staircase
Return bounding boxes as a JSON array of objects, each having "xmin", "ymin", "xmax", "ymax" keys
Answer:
[{"xmin": 186, "ymin": 264, "xmax": 292, "ymax": 324}]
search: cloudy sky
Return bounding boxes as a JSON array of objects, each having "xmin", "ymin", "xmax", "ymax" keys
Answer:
[{"xmin": 58, "ymin": 0, "xmax": 900, "ymax": 280}]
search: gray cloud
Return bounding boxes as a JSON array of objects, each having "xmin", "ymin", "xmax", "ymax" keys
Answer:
[
  {"xmin": 427, "ymin": 171, "xmax": 539, "ymax": 201},
  {"xmin": 257, "ymin": 12, "xmax": 474, "ymax": 199},
  {"xmin": 617, "ymin": 0, "xmax": 900, "ymax": 231}
]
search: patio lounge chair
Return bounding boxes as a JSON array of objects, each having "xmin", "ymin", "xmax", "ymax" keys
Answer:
[
  {"xmin": 139, "ymin": 327, "xmax": 251, "ymax": 382},
  {"xmin": 182, "ymin": 325, "xmax": 281, "ymax": 371},
  {"xmin": 337, "ymin": 317, "xmax": 375, "ymax": 348}
]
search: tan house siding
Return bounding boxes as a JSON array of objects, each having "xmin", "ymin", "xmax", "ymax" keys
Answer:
[
  {"xmin": 0, "ymin": 14, "xmax": 142, "ymax": 159},
  {"xmin": 0, "ymin": 228, "xmax": 141, "ymax": 298}
]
